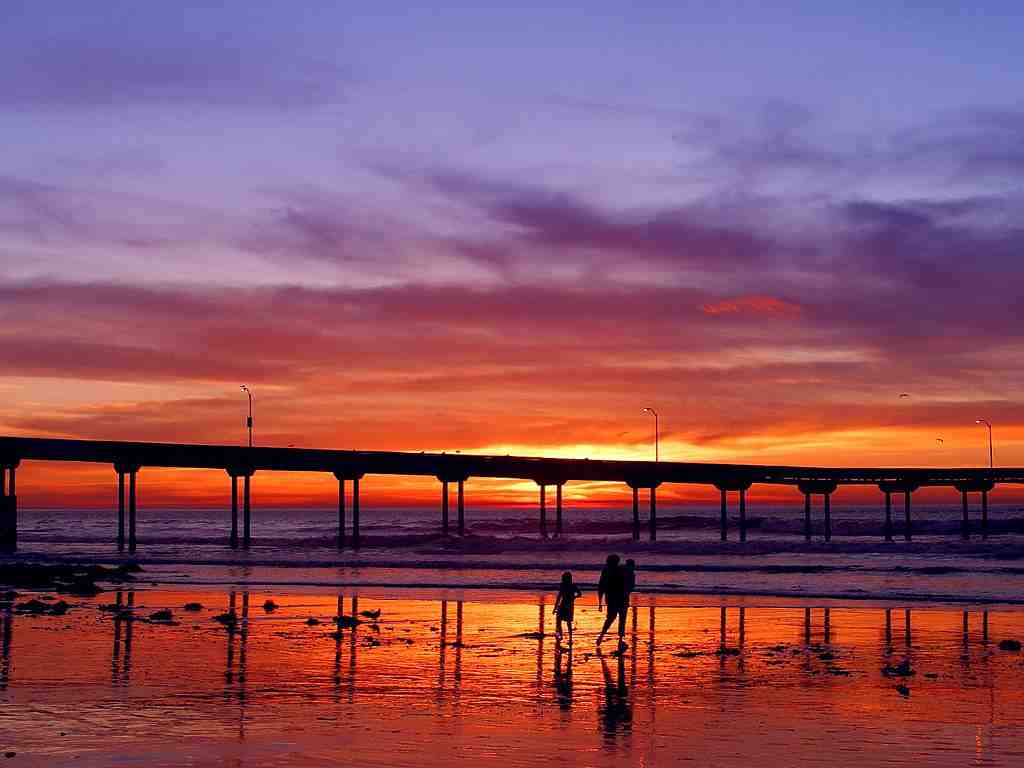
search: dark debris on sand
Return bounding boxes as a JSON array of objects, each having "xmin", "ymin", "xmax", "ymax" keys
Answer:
[
  {"xmin": 0, "ymin": 563, "xmax": 140, "ymax": 597},
  {"xmin": 882, "ymin": 660, "xmax": 915, "ymax": 677},
  {"xmin": 183, "ymin": 602, "xmax": 203, "ymax": 612},
  {"xmin": 14, "ymin": 598, "xmax": 69, "ymax": 616}
]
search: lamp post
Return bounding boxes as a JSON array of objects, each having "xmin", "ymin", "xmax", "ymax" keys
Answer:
[
  {"xmin": 976, "ymin": 419, "xmax": 993, "ymax": 469},
  {"xmin": 642, "ymin": 407, "xmax": 659, "ymax": 462},
  {"xmin": 240, "ymin": 385, "xmax": 253, "ymax": 447}
]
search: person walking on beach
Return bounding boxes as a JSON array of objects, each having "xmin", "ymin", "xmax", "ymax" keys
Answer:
[
  {"xmin": 553, "ymin": 571, "xmax": 583, "ymax": 646},
  {"xmin": 596, "ymin": 554, "xmax": 627, "ymax": 647}
]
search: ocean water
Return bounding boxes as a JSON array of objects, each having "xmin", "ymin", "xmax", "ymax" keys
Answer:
[
  {"xmin": 17, "ymin": 502, "xmax": 1024, "ymax": 545},
  {"xmin": 11, "ymin": 504, "xmax": 1024, "ymax": 604}
]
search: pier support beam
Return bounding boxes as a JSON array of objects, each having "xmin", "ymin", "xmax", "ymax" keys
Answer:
[
  {"xmin": 334, "ymin": 471, "xmax": 364, "ymax": 550},
  {"xmin": 879, "ymin": 481, "xmax": 919, "ymax": 543},
  {"xmin": 438, "ymin": 474, "xmax": 469, "ymax": 537},
  {"xmin": 953, "ymin": 481, "xmax": 995, "ymax": 542},
  {"xmin": 715, "ymin": 482, "xmax": 752, "ymax": 543},
  {"xmin": 0, "ymin": 461, "xmax": 18, "ymax": 554},
  {"xmin": 797, "ymin": 481, "xmax": 838, "ymax": 542},
  {"xmin": 627, "ymin": 477, "xmax": 661, "ymax": 542},
  {"xmin": 880, "ymin": 483, "xmax": 921, "ymax": 544},
  {"xmin": 114, "ymin": 462, "xmax": 141, "ymax": 554}
]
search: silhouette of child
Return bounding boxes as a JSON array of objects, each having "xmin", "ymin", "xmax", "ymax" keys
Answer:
[{"xmin": 553, "ymin": 571, "xmax": 583, "ymax": 646}]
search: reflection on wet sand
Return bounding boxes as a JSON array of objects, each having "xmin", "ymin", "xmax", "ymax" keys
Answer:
[
  {"xmin": 0, "ymin": 598, "xmax": 11, "ymax": 691},
  {"xmin": 110, "ymin": 589, "xmax": 134, "ymax": 685},
  {"xmin": 1, "ymin": 591, "xmax": 1023, "ymax": 766}
]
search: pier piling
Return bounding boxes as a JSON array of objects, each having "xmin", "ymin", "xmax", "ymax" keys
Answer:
[
  {"xmin": 128, "ymin": 469, "xmax": 138, "ymax": 553},
  {"xmin": 555, "ymin": 483, "xmax": 563, "ymax": 537},
  {"xmin": 719, "ymin": 488, "xmax": 728, "ymax": 542},
  {"xmin": 631, "ymin": 486, "xmax": 639, "ymax": 541},
  {"xmin": 904, "ymin": 490, "xmax": 911, "ymax": 542},
  {"xmin": 230, "ymin": 473, "xmax": 239, "ymax": 549},
  {"xmin": 243, "ymin": 474, "xmax": 252, "ymax": 548},
  {"xmin": 338, "ymin": 476, "xmax": 346, "ymax": 548},
  {"xmin": 116, "ymin": 468, "xmax": 126, "ymax": 552},
  {"xmin": 0, "ymin": 462, "xmax": 16, "ymax": 553},
  {"xmin": 803, "ymin": 492, "xmax": 811, "ymax": 541},
  {"xmin": 824, "ymin": 492, "xmax": 831, "ymax": 543},
  {"xmin": 352, "ymin": 476, "xmax": 361, "ymax": 549},
  {"xmin": 539, "ymin": 484, "xmax": 548, "ymax": 539},
  {"xmin": 458, "ymin": 480, "xmax": 465, "ymax": 536},
  {"xmin": 442, "ymin": 481, "xmax": 449, "ymax": 536},
  {"xmin": 739, "ymin": 489, "xmax": 747, "ymax": 542},
  {"xmin": 884, "ymin": 491, "xmax": 893, "ymax": 542},
  {"xmin": 649, "ymin": 485, "xmax": 657, "ymax": 542}
]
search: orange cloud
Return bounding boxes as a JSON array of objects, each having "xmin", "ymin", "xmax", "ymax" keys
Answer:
[{"xmin": 700, "ymin": 295, "xmax": 803, "ymax": 318}]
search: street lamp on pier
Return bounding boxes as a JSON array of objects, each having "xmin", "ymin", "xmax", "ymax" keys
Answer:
[
  {"xmin": 642, "ymin": 407, "xmax": 659, "ymax": 462},
  {"xmin": 240, "ymin": 385, "xmax": 254, "ymax": 448},
  {"xmin": 975, "ymin": 419, "xmax": 993, "ymax": 469}
]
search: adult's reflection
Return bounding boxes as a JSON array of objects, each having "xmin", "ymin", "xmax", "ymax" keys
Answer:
[{"xmin": 597, "ymin": 648, "xmax": 632, "ymax": 749}]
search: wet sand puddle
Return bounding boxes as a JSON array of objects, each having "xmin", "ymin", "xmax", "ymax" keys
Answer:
[{"xmin": 1, "ymin": 588, "xmax": 1024, "ymax": 766}]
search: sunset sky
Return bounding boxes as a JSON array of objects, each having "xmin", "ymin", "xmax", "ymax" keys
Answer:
[{"xmin": 2, "ymin": 2, "xmax": 1023, "ymax": 506}]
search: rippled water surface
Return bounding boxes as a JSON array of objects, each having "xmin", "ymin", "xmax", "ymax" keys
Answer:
[{"xmin": 2, "ymin": 587, "xmax": 1024, "ymax": 766}]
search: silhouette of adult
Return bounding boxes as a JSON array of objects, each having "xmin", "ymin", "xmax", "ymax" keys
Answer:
[{"xmin": 596, "ymin": 554, "xmax": 627, "ymax": 646}]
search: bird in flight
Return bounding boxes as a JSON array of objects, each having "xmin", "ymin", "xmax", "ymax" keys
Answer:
[{"xmin": 898, "ymin": 393, "xmax": 910, "ymax": 398}]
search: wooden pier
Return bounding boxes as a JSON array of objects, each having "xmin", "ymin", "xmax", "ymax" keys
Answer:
[{"xmin": 1, "ymin": 435, "xmax": 1021, "ymax": 552}]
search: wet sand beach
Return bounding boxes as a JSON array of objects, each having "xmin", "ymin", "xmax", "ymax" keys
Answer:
[{"xmin": 2, "ymin": 581, "xmax": 1024, "ymax": 766}]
